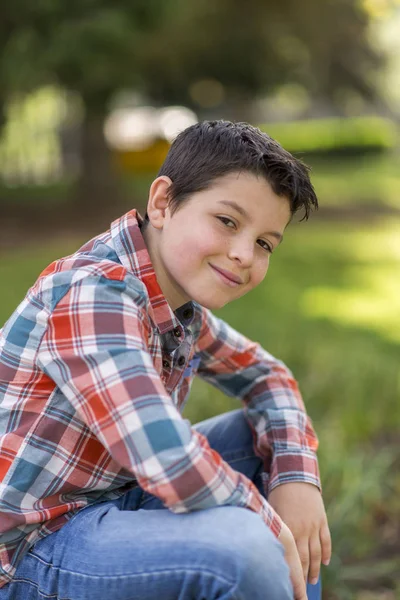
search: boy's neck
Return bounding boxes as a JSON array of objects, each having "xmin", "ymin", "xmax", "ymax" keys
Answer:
[{"xmin": 141, "ymin": 224, "xmax": 190, "ymax": 312}]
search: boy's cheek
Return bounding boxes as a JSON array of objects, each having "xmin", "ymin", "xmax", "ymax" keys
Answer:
[
  {"xmin": 246, "ymin": 266, "xmax": 269, "ymax": 291},
  {"xmin": 171, "ymin": 235, "xmax": 211, "ymax": 263}
]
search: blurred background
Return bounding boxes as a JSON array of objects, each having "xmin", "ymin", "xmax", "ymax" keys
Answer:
[{"xmin": 0, "ymin": 0, "xmax": 399, "ymax": 597}]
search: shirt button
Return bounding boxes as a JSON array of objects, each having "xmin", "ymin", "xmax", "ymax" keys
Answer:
[
  {"xmin": 173, "ymin": 327, "xmax": 182, "ymax": 338},
  {"xmin": 177, "ymin": 356, "xmax": 185, "ymax": 367},
  {"xmin": 162, "ymin": 359, "xmax": 170, "ymax": 369},
  {"xmin": 183, "ymin": 308, "xmax": 193, "ymax": 320}
]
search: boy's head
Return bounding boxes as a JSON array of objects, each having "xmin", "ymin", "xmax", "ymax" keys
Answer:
[
  {"xmin": 142, "ymin": 120, "xmax": 318, "ymax": 311},
  {"xmin": 146, "ymin": 119, "xmax": 318, "ymax": 223}
]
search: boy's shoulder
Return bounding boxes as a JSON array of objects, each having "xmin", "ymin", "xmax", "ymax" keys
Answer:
[
  {"xmin": 38, "ymin": 251, "xmax": 127, "ymax": 289},
  {"xmin": 6, "ymin": 232, "xmax": 147, "ymax": 327},
  {"xmin": 33, "ymin": 247, "xmax": 147, "ymax": 309},
  {"xmin": 0, "ymin": 244, "xmax": 150, "ymax": 348}
]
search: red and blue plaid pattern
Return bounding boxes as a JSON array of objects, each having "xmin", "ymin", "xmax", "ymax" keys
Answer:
[{"xmin": 0, "ymin": 209, "xmax": 319, "ymax": 587}]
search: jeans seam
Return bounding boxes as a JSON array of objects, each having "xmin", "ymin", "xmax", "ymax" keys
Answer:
[
  {"xmin": 60, "ymin": 566, "xmax": 237, "ymax": 581},
  {"xmin": 7, "ymin": 576, "xmax": 70, "ymax": 599},
  {"xmin": 227, "ymin": 455, "xmax": 257, "ymax": 463},
  {"xmin": 139, "ymin": 496, "xmax": 154, "ymax": 508},
  {"xmin": 28, "ymin": 551, "xmax": 238, "ymax": 584},
  {"xmin": 28, "ymin": 552, "xmax": 50, "ymax": 563},
  {"xmin": 11, "ymin": 568, "xmax": 240, "ymax": 600}
]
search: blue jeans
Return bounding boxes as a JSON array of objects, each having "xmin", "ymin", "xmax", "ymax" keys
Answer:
[{"xmin": 0, "ymin": 410, "xmax": 295, "ymax": 599}]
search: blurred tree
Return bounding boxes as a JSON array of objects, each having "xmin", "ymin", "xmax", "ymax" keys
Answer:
[
  {"xmin": 0, "ymin": 0, "xmax": 385, "ymax": 216},
  {"xmin": 140, "ymin": 0, "xmax": 384, "ymax": 117},
  {"xmin": 0, "ymin": 3, "xmax": 35, "ymax": 130},
  {"xmin": 39, "ymin": 1, "xmax": 171, "ymax": 212},
  {"xmin": 0, "ymin": 1, "xmax": 170, "ymax": 214},
  {"xmin": 281, "ymin": 0, "xmax": 384, "ymax": 114}
]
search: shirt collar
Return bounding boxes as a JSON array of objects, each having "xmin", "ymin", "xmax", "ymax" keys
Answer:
[{"xmin": 110, "ymin": 209, "xmax": 194, "ymax": 335}]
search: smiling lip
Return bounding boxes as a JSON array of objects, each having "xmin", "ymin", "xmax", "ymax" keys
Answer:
[{"xmin": 210, "ymin": 264, "xmax": 243, "ymax": 285}]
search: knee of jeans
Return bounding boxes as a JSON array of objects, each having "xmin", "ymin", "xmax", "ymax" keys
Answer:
[
  {"xmin": 190, "ymin": 508, "xmax": 292, "ymax": 599},
  {"xmin": 200, "ymin": 508, "xmax": 289, "ymax": 582}
]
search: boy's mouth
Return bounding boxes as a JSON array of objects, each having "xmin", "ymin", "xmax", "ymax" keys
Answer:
[{"xmin": 209, "ymin": 264, "xmax": 243, "ymax": 286}]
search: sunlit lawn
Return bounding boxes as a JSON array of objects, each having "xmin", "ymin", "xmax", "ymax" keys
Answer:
[{"xmin": 1, "ymin": 216, "xmax": 399, "ymax": 598}]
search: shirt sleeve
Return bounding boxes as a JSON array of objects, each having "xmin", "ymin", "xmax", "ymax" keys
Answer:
[
  {"xmin": 193, "ymin": 305, "xmax": 321, "ymax": 493},
  {"xmin": 37, "ymin": 273, "xmax": 282, "ymax": 537}
]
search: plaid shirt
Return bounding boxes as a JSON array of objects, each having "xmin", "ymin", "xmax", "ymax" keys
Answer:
[{"xmin": 0, "ymin": 209, "xmax": 320, "ymax": 587}]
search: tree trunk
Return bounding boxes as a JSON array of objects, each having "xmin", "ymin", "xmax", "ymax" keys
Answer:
[{"xmin": 74, "ymin": 110, "xmax": 126, "ymax": 226}]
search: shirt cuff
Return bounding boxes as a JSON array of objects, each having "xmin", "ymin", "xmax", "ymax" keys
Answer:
[
  {"xmin": 268, "ymin": 449, "xmax": 321, "ymax": 494},
  {"xmin": 245, "ymin": 478, "xmax": 282, "ymax": 538},
  {"xmin": 260, "ymin": 495, "xmax": 283, "ymax": 538}
]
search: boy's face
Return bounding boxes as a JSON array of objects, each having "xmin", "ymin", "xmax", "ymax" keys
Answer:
[{"xmin": 148, "ymin": 171, "xmax": 291, "ymax": 311}]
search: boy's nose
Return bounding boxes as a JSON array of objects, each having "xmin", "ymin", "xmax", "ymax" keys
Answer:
[{"xmin": 227, "ymin": 241, "xmax": 254, "ymax": 267}]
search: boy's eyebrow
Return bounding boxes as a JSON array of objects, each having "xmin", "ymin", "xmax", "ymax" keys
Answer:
[{"xmin": 217, "ymin": 200, "xmax": 284, "ymax": 243}]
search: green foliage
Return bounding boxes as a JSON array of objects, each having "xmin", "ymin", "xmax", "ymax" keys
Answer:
[
  {"xmin": 319, "ymin": 446, "xmax": 399, "ymax": 598},
  {"xmin": 138, "ymin": 0, "xmax": 384, "ymax": 110},
  {"xmin": 0, "ymin": 1, "xmax": 169, "ymax": 109},
  {"xmin": 0, "ymin": 0, "xmax": 385, "ymax": 112},
  {"xmin": 309, "ymin": 154, "xmax": 400, "ymax": 209},
  {"xmin": 0, "ymin": 0, "xmax": 388, "ymax": 214},
  {"xmin": 259, "ymin": 117, "xmax": 398, "ymax": 156}
]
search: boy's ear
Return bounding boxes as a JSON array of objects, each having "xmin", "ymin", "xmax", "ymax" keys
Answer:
[{"xmin": 147, "ymin": 176, "xmax": 173, "ymax": 229}]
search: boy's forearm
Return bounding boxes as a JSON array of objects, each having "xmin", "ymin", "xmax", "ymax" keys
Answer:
[
  {"xmin": 195, "ymin": 309, "xmax": 320, "ymax": 490},
  {"xmin": 243, "ymin": 364, "xmax": 321, "ymax": 491}
]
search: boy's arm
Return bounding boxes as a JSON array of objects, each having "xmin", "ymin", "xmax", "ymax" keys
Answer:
[
  {"xmin": 193, "ymin": 306, "xmax": 331, "ymax": 582},
  {"xmin": 37, "ymin": 273, "xmax": 282, "ymax": 537},
  {"xmin": 194, "ymin": 305, "xmax": 320, "ymax": 492}
]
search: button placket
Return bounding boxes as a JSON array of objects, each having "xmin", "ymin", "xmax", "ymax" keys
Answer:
[
  {"xmin": 161, "ymin": 354, "xmax": 172, "ymax": 384},
  {"xmin": 182, "ymin": 308, "xmax": 194, "ymax": 321},
  {"xmin": 163, "ymin": 327, "xmax": 194, "ymax": 394}
]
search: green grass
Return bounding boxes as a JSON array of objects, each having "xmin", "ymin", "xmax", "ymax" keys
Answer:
[{"xmin": 1, "ymin": 217, "xmax": 399, "ymax": 598}]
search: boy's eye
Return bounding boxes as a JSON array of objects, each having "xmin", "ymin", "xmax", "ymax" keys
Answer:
[
  {"xmin": 257, "ymin": 239, "xmax": 273, "ymax": 253},
  {"xmin": 217, "ymin": 216, "xmax": 236, "ymax": 229},
  {"xmin": 217, "ymin": 216, "xmax": 273, "ymax": 253}
]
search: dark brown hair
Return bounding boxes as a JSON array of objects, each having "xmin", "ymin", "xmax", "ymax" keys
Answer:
[{"xmin": 146, "ymin": 120, "xmax": 318, "ymax": 221}]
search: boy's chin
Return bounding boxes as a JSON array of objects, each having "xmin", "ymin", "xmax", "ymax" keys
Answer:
[{"xmin": 193, "ymin": 294, "xmax": 230, "ymax": 311}]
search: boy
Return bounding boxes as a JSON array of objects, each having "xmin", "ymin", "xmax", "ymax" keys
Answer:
[{"xmin": 0, "ymin": 120, "xmax": 331, "ymax": 599}]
